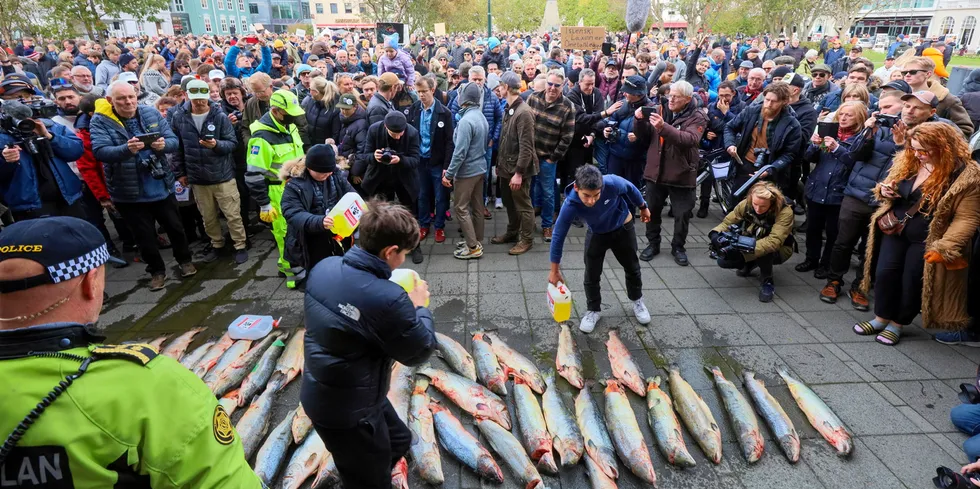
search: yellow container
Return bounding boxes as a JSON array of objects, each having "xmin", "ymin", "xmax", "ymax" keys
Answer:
[
  {"xmin": 327, "ymin": 192, "xmax": 367, "ymax": 238},
  {"xmin": 547, "ymin": 282, "xmax": 573, "ymax": 323},
  {"xmin": 390, "ymin": 268, "xmax": 430, "ymax": 307}
]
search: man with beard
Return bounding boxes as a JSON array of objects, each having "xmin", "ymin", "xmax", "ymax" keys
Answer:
[
  {"xmin": 802, "ymin": 63, "xmax": 839, "ymax": 110},
  {"xmin": 0, "ymin": 217, "xmax": 262, "ymax": 488},
  {"xmin": 737, "ymin": 68, "xmax": 766, "ymax": 104},
  {"xmin": 596, "ymin": 59, "xmax": 621, "ymax": 105},
  {"xmin": 71, "ymin": 66, "xmax": 104, "ymax": 97}
]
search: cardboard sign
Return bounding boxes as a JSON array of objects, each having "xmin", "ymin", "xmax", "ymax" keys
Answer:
[
  {"xmin": 252, "ymin": 23, "xmax": 264, "ymax": 33},
  {"xmin": 434, "ymin": 23, "xmax": 446, "ymax": 36},
  {"xmin": 560, "ymin": 26, "xmax": 605, "ymax": 50},
  {"xmin": 295, "ymin": 28, "xmax": 306, "ymax": 37}
]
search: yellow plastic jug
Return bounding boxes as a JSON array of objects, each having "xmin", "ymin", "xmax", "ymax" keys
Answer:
[
  {"xmin": 547, "ymin": 282, "xmax": 572, "ymax": 323},
  {"xmin": 390, "ymin": 268, "xmax": 430, "ymax": 307},
  {"xmin": 327, "ymin": 192, "xmax": 368, "ymax": 238}
]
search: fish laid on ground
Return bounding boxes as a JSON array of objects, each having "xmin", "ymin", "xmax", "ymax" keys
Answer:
[
  {"xmin": 218, "ymin": 389, "xmax": 239, "ymax": 417},
  {"xmin": 743, "ymin": 371, "xmax": 800, "ymax": 463},
  {"xmin": 237, "ymin": 336, "xmax": 287, "ymax": 405},
  {"xmin": 192, "ymin": 333, "xmax": 235, "ymax": 378},
  {"xmin": 472, "ymin": 332, "xmax": 507, "ymax": 396},
  {"xmin": 408, "ymin": 377, "xmax": 443, "ymax": 484},
  {"xmin": 606, "ymin": 330, "xmax": 646, "ymax": 396},
  {"xmin": 291, "ymin": 405, "xmax": 313, "ymax": 444},
  {"xmin": 274, "ymin": 327, "xmax": 305, "ymax": 388},
  {"xmin": 180, "ymin": 339, "xmax": 216, "ymax": 370},
  {"xmin": 208, "ymin": 332, "xmax": 284, "ymax": 397},
  {"xmin": 584, "ymin": 454, "xmax": 619, "ymax": 489},
  {"xmin": 476, "ymin": 418, "xmax": 546, "ymax": 489},
  {"xmin": 645, "ymin": 376, "xmax": 696, "ymax": 468},
  {"xmin": 513, "ymin": 377, "xmax": 558, "ymax": 474},
  {"xmin": 779, "ymin": 369, "xmax": 852, "ymax": 457},
  {"xmin": 200, "ymin": 338, "xmax": 250, "ymax": 382},
  {"xmin": 390, "ymin": 458, "xmax": 409, "ymax": 489},
  {"xmin": 281, "ymin": 431, "xmax": 325, "ymax": 489},
  {"xmin": 160, "ymin": 327, "xmax": 205, "ymax": 360},
  {"xmin": 235, "ymin": 386, "xmax": 277, "ymax": 460},
  {"xmin": 253, "ymin": 409, "xmax": 295, "ymax": 486},
  {"xmin": 556, "ymin": 324, "xmax": 585, "ymax": 389},
  {"xmin": 668, "ymin": 365, "xmax": 723, "ymax": 464},
  {"xmin": 604, "ymin": 380, "xmax": 657, "ymax": 484},
  {"xmin": 387, "ymin": 362, "xmax": 415, "ymax": 425},
  {"xmin": 541, "ymin": 371, "xmax": 584, "ymax": 467},
  {"xmin": 417, "ymin": 365, "xmax": 511, "ymax": 429},
  {"xmin": 435, "ymin": 332, "xmax": 477, "ymax": 381},
  {"xmin": 311, "ymin": 450, "xmax": 340, "ymax": 489},
  {"xmin": 708, "ymin": 367, "xmax": 764, "ymax": 463},
  {"xmin": 575, "ymin": 387, "xmax": 618, "ymax": 479},
  {"xmin": 484, "ymin": 332, "xmax": 545, "ymax": 394},
  {"xmin": 430, "ymin": 401, "xmax": 504, "ymax": 482},
  {"xmin": 147, "ymin": 334, "xmax": 170, "ymax": 349}
]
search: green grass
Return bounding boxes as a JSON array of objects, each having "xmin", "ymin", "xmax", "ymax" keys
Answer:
[{"xmin": 863, "ymin": 50, "xmax": 980, "ymax": 68}]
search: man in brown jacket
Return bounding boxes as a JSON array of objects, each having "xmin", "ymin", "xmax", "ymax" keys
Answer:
[
  {"xmin": 634, "ymin": 80, "xmax": 708, "ymax": 266},
  {"xmin": 491, "ymin": 71, "xmax": 538, "ymax": 255}
]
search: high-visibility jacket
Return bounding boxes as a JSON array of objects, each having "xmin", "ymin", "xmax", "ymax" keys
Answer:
[{"xmin": 245, "ymin": 112, "xmax": 305, "ymax": 206}]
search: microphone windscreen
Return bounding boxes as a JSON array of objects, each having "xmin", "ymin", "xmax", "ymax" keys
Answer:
[
  {"xmin": 625, "ymin": 0, "xmax": 649, "ymax": 33},
  {"xmin": 0, "ymin": 100, "xmax": 32, "ymax": 121}
]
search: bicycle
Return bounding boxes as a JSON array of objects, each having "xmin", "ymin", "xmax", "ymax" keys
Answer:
[{"xmin": 696, "ymin": 147, "xmax": 736, "ymax": 215}]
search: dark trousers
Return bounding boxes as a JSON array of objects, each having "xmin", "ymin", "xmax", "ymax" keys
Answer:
[
  {"xmin": 373, "ymin": 184, "xmax": 418, "ymax": 216},
  {"xmin": 115, "ymin": 195, "xmax": 193, "ymax": 275},
  {"xmin": 11, "ymin": 198, "xmax": 86, "ymax": 222},
  {"xmin": 607, "ymin": 154, "xmax": 643, "ymax": 190},
  {"xmin": 804, "ymin": 199, "xmax": 840, "ymax": 267},
  {"xmin": 417, "ymin": 161, "xmax": 448, "ymax": 230},
  {"xmin": 499, "ymin": 174, "xmax": 534, "ymax": 243},
  {"xmin": 584, "ymin": 220, "xmax": 643, "ymax": 311},
  {"xmin": 873, "ymin": 233, "xmax": 925, "ymax": 325},
  {"xmin": 308, "ymin": 235, "xmax": 353, "ymax": 270},
  {"xmin": 828, "ymin": 195, "xmax": 876, "ymax": 286},
  {"xmin": 234, "ymin": 166, "xmax": 252, "ymax": 226},
  {"xmin": 314, "ymin": 401, "xmax": 412, "ymax": 489},
  {"xmin": 80, "ymin": 186, "xmax": 135, "ymax": 252},
  {"xmin": 646, "ymin": 181, "xmax": 695, "ymax": 251},
  {"xmin": 717, "ymin": 251, "xmax": 787, "ymax": 280},
  {"xmin": 699, "ymin": 173, "xmax": 713, "ymax": 206}
]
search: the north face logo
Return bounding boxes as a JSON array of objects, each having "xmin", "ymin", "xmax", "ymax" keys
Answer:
[{"xmin": 338, "ymin": 303, "xmax": 361, "ymax": 321}]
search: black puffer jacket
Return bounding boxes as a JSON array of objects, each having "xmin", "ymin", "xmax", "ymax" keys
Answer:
[
  {"xmin": 300, "ymin": 246, "xmax": 436, "ymax": 429},
  {"xmin": 843, "ymin": 125, "xmax": 897, "ymax": 205},
  {"xmin": 356, "ymin": 120, "xmax": 421, "ymax": 197},
  {"xmin": 338, "ymin": 106, "xmax": 369, "ymax": 163},
  {"xmin": 280, "ymin": 158, "xmax": 356, "ymax": 268},
  {"xmin": 168, "ymin": 101, "xmax": 238, "ymax": 185},
  {"xmin": 302, "ymin": 94, "xmax": 341, "ymax": 145}
]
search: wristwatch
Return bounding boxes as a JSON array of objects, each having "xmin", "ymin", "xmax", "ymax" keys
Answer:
[{"xmin": 638, "ymin": 203, "xmax": 648, "ymax": 210}]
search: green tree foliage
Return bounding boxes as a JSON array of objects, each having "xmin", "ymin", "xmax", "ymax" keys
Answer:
[
  {"xmin": 556, "ymin": 0, "xmax": 626, "ymax": 31},
  {"xmin": 36, "ymin": 0, "xmax": 170, "ymax": 39}
]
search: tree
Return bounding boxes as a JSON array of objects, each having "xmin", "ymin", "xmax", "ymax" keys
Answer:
[
  {"xmin": 827, "ymin": 0, "xmax": 887, "ymax": 37},
  {"xmin": 36, "ymin": 0, "xmax": 169, "ymax": 40},
  {"xmin": 557, "ymin": 0, "xmax": 626, "ymax": 31}
]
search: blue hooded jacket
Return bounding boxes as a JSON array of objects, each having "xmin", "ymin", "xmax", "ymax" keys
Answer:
[
  {"xmin": 549, "ymin": 175, "xmax": 646, "ymax": 264},
  {"xmin": 224, "ymin": 45, "xmax": 272, "ymax": 78},
  {"xmin": 0, "ymin": 120, "xmax": 85, "ymax": 212}
]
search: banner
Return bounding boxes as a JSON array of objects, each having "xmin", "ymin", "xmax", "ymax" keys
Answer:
[
  {"xmin": 560, "ymin": 26, "xmax": 605, "ymax": 50},
  {"xmin": 434, "ymin": 23, "xmax": 446, "ymax": 36}
]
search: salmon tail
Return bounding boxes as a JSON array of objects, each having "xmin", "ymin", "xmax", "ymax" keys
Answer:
[
  {"xmin": 231, "ymin": 388, "xmax": 246, "ymax": 407},
  {"xmin": 413, "ymin": 377, "xmax": 430, "ymax": 394},
  {"xmin": 536, "ymin": 452, "xmax": 558, "ymax": 475},
  {"xmin": 647, "ymin": 376, "xmax": 660, "ymax": 391}
]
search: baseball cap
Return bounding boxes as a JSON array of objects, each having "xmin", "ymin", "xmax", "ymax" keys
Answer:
[
  {"xmin": 186, "ymin": 79, "xmax": 211, "ymax": 100},
  {"xmin": 622, "ymin": 75, "xmax": 646, "ymax": 96},
  {"xmin": 0, "ymin": 216, "xmax": 108, "ymax": 293},
  {"xmin": 811, "ymin": 63, "xmax": 832, "ymax": 74},
  {"xmin": 500, "ymin": 71, "xmax": 521, "ymax": 90},
  {"xmin": 486, "ymin": 73, "xmax": 500, "ymax": 90},
  {"xmin": 781, "ymin": 72, "xmax": 805, "ymax": 88},
  {"xmin": 0, "ymin": 74, "xmax": 34, "ymax": 96},
  {"xmin": 738, "ymin": 61, "xmax": 754, "ymax": 70},
  {"xmin": 384, "ymin": 111, "xmax": 408, "ymax": 132},
  {"xmin": 605, "ymin": 58, "xmax": 619, "ymax": 67},
  {"xmin": 379, "ymin": 72, "xmax": 399, "ymax": 87},
  {"xmin": 336, "ymin": 93, "xmax": 357, "ymax": 109},
  {"xmin": 118, "ymin": 72, "xmax": 139, "ymax": 84},
  {"xmin": 882, "ymin": 80, "xmax": 912, "ymax": 94},
  {"xmin": 208, "ymin": 69, "xmax": 225, "ymax": 81},
  {"xmin": 886, "ymin": 55, "xmax": 896, "ymax": 60},
  {"xmin": 851, "ymin": 45, "xmax": 863, "ymax": 52},
  {"xmin": 269, "ymin": 89, "xmax": 305, "ymax": 116},
  {"xmin": 902, "ymin": 90, "xmax": 939, "ymax": 108}
]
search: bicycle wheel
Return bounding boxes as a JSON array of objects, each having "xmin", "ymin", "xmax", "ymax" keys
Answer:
[{"xmin": 714, "ymin": 178, "xmax": 734, "ymax": 214}]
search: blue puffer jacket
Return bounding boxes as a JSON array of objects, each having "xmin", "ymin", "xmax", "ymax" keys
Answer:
[
  {"xmin": 448, "ymin": 82, "xmax": 503, "ymax": 142},
  {"xmin": 223, "ymin": 45, "xmax": 272, "ymax": 79},
  {"xmin": 89, "ymin": 100, "xmax": 179, "ymax": 203},
  {"xmin": 842, "ymin": 126, "xmax": 896, "ymax": 205},
  {"xmin": 168, "ymin": 101, "xmax": 238, "ymax": 185},
  {"xmin": 804, "ymin": 133, "xmax": 859, "ymax": 205},
  {"xmin": 0, "ymin": 120, "xmax": 84, "ymax": 212},
  {"xmin": 300, "ymin": 246, "xmax": 437, "ymax": 429}
]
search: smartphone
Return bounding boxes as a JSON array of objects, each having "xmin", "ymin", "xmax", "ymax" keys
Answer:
[
  {"xmin": 244, "ymin": 35, "xmax": 259, "ymax": 44},
  {"xmin": 135, "ymin": 132, "xmax": 161, "ymax": 145},
  {"xmin": 641, "ymin": 106, "xmax": 659, "ymax": 118}
]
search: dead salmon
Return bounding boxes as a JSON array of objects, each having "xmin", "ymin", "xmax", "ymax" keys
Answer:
[
  {"xmin": 311, "ymin": 450, "xmax": 340, "ymax": 489},
  {"xmin": 180, "ymin": 339, "xmax": 216, "ymax": 370},
  {"xmin": 556, "ymin": 324, "xmax": 585, "ymax": 389},
  {"xmin": 146, "ymin": 334, "xmax": 170, "ymax": 350},
  {"xmin": 387, "ymin": 362, "xmax": 415, "ymax": 425},
  {"xmin": 160, "ymin": 327, "xmax": 205, "ymax": 360},
  {"xmin": 235, "ymin": 386, "xmax": 277, "ymax": 460},
  {"xmin": 281, "ymin": 430, "xmax": 325, "ymax": 489},
  {"xmin": 208, "ymin": 332, "xmax": 284, "ymax": 397},
  {"xmin": 668, "ymin": 365, "xmax": 723, "ymax": 464},
  {"xmin": 645, "ymin": 376, "xmax": 696, "ymax": 468},
  {"xmin": 604, "ymin": 380, "xmax": 657, "ymax": 485},
  {"xmin": 200, "ymin": 338, "xmax": 250, "ymax": 382},
  {"xmin": 417, "ymin": 365, "xmax": 511, "ymax": 430},
  {"xmin": 779, "ymin": 369, "xmax": 852, "ymax": 457},
  {"xmin": 485, "ymin": 332, "xmax": 545, "ymax": 394},
  {"xmin": 408, "ymin": 377, "xmax": 443, "ymax": 484},
  {"xmin": 192, "ymin": 333, "xmax": 235, "ymax": 378},
  {"xmin": 218, "ymin": 389, "xmax": 239, "ymax": 417},
  {"xmin": 435, "ymin": 332, "xmax": 477, "ymax": 381},
  {"xmin": 472, "ymin": 332, "xmax": 507, "ymax": 396},
  {"xmin": 575, "ymin": 387, "xmax": 618, "ymax": 479},
  {"xmin": 390, "ymin": 458, "xmax": 409, "ymax": 489},
  {"xmin": 743, "ymin": 371, "xmax": 800, "ymax": 463},
  {"xmin": 606, "ymin": 330, "xmax": 646, "ymax": 396},
  {"xmin": 476, "ymin": 418, "xmax": 546, "ymax": 489},
  {"xmin": 253, "ymin": 409, "xmax": 295, "ymax": 486},
  {"xmin": 236, "ymin": 336, "xmax": 287, "ymax": 405},
  {"xmin": 292, "ymin": 405, "xmax": 313, "ymax": 445},
  {"xmin": 274, "ymin": 327, "xmax": 305, "ymax": 388},
  {"xmin": 709, "ymin": 367, "xmax": 765, "ymax": 463},
  {"xmin": 430, "ymin": 401, "xmax": 504, "ymax": 482},
  {"xmin": 513, "ymin": 377, "xmax": 558, "ymax": 474},
  {"xmin": 584, "ymin": 453, "xmax": 618, "ymax": 489},
  {"xmin": 541, "ymin": 371, "xmax": 584, "ymax": 467}
]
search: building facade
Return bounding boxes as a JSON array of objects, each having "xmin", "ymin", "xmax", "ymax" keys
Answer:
[
  {"xmin": 309, "ymin": 0, "xmax": 374, "ymax": 29},
  {"xmin": 103, "ymin": 12, "xmax": 175, "ymax": 38},
  {"xmin": 812, "ymin": 0, "xmax": 980, "ymax": 50},
  {"xmin": 248, "ymin": 0, "xmax": 311, "ymax": 33},
  {"xmin": 169, "ymin": 0, "xmax": 251, "ymax": 35}
]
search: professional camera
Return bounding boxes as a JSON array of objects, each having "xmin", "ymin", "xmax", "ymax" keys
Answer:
[
  {"xmin": 231, "ymin": 110, "xmax": 243, "ymax": 120},
  {"xmin": 933, "ymin": 466, "xmax": 980, "ymax": 489},
  {"xmin": 752, "ymin": 148, "xmax": 771, "ymax": 169},
  {"xmin": 603, "ymin": 119, "xmax": 621, "ymax": 141},
  {"xmin": 876, "ymin": 113, "xmax": 900, "ymax": 129},
  {"xmin": 25, "ymin": 98, "xmax": 57, "ymax": 119},
  {"xmin": 140, "ymin": 155, "xmax": 168, "ymax": 180},
  {"xmin": 0, "ymin": 98, "xmax": 58, "ymax": 137},
  {"xmin": 379, "ymin": 148, "xmax": 394, "ymax": 164},
  {"xmin": 710, "ymin": 224, "xmax": 757, "ymax": 259}
]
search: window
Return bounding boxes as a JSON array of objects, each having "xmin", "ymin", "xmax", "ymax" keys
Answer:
[
  {"xmin": 344, "ymin": 2, "xmax": 352, "ymax": 13},
  {"xmin": 242, "ymin": 16, "xmax": 248, "ymax": 29},
  {"xmin": 315, "ymin": 2, "xmax": 323, "ymax": 13},
  {"xmin": 220, "ymin": 16, "xmax": 227, "ymax": 32},
  {"xmin": 204, "ymin": 16, "xmax": 213, "ymax": 32},
  {"xmin": 216, "ymin": 0, "xmax": 223, "ymax": 9},
  {"xmin": 201, "ymin": 0, "xmax": 207, "ymax": 8},
  {"xmin": 330, "ymin": 3, "xmax": 337, "ymax": 13},
  {"xmin": 173, "ymin": 0, "xmax": 184, "ymax": 11},
  {"xmin": 963, "ymin": 16, "xmax": 977, "ymax": 45},
  {"xmin": 359, "ymin": 4, "xmax": 365, "ymax": 13},
  {"xmin": 940, "ymin": 16, "xmax": 955, "ymax": 36},
  {"xmin": 301, "ymin": 2, "xmax": 309, "ymax": 17},
  {"xmin": 112, "ymin": 21, "xmax": 121, "ymax": 31},
  {"xmin": 230, "ymin": 17, "xmax": 236, "ymax": 32},
  {"xmin": 238, "ymin": 0, "xmax": 244, "ymax": 9},
  {"xmin": 249, "ymin": 2, "xmax": 259, "ymax": 13}
]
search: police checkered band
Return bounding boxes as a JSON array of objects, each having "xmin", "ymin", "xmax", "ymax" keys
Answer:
[{"xmin": 46, "ymin": 243, "xmax": 109, "ymax": 284}]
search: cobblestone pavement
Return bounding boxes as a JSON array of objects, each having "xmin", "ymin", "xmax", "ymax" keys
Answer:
[{"xmin": 99, "ymin": 205, "xmax": 976, "ymax": 489}]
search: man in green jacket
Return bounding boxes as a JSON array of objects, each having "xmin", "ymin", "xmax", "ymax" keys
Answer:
[
  {"xmin": 247, "ymin": 89, "xmax": 306, "ymax": 288},
  {"xmin": 0, "ymin": 216, "xmax": 261, "ymax": 488}
]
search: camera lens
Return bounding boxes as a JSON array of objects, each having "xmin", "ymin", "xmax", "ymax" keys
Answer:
[{"xmin": 14, "ymin": 119, "xmax": 34, "ymax": 133}]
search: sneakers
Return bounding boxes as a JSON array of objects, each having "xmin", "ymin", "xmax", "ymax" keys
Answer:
[
  {"xmin": 508, "ymin": 241, "xmax": 533, "ymax": 255},
  {"xmin": 633, "ymin": 299, "xmax": 651, "ymax": 325},
  {"xmin": 434, "ymin": 229, "xmax": 446, "ymax": 243},
  {"xmin": 580, "ymin": 310, "xmax": 601, "ymax": 333},
  {"xmin": 454, "ymin": 243, "xmax": 484, "ymax": 259},
  {"xmin": 200, "ymin": 247, "xmax": 221, "ymax": 263},
  {"xmin": 543, "ymin": 228, "xmax": 553, "ymax": 242},
  {"xmin": 411, "ymin": 246, "xmax": 424, "ymax": 264},
  {"xmin": 491, "ymin": 234, "xmax": 518, "ymax": 245},
  {"xmin": 820, "ymin": 280, "xmax": 842, "ymax": 303},
  {"xmin": 234, "ymin": 249, "xmax": 249, "ymax": 265},
  {"xmin": 180, "ymin": 263, "xmax": 198, "ymax": 278},
  {"xmin": 795, "ymin": 259, "xmax": 818, "ymax": 272},
  {"xmin": 495, "ymin": 198, "xmax": 503, "ymax": 209},
  {"xmin": 849, "ymin": 288, "xmax": 870, "ymax": 311},
  {"xmin": 759, "ymin": 278, "xmax": 775, "ymax": 302},
  {"xmin": 149, "ymin": 273, "xmax": 166, "ymax": 291},
  {"xmin": 934, "ymin": 329, "xmax": 980, "ymax": 347},
  {"xmin": 671, "ymin": 248, "xmax": 689, "ymax": 267},
  {"xmin": 640, "ymin": 244, "xmax": 660, "ymax": 261},
  {"xmin": 419, "ymin": 227, "xmax": 430, "ymax": 241}
]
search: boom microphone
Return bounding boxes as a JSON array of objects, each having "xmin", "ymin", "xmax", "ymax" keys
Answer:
[{"xmin": 625, "ymin": 0, "xmax": 649, "ymax": 33}]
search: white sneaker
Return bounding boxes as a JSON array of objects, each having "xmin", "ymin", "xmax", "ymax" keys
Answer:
[
  {"xmin": 633, "ymin": 299, "xmax": 651, "ymax": 325},
  {"xmin": 495, "ymin": 198, "xmax": 503, "ymax": 209},
  {"xmin": 454, "ymin": 243, "xmax": 484, "ymax": 260},
  {"xmin": 580, "ymin": 311, "xmax": 601, "ymax": 333}
]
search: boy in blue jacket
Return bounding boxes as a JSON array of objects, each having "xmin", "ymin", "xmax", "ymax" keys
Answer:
[{"xmin": 548, "ymin": 165, "xmax": 652, "ymax": 333}]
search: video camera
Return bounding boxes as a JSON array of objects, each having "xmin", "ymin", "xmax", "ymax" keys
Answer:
[
  {"xmin": 603, "ymin": 119, "xmax": 621, "ymax": 141},
  {"xmin": 0, "ymin": 98, "xmax": 57, "ymax": 138},
  {"xmin": 876, "ymin": 113, "xmax": 900, "ymax": 129},
  {"xmin": 933, "ymin": 466, "xmax": 980, "ymax": 489},
  {"xmin": 710, "ymin": 224, "xmax": 757, "ymax": 260},
  {"xmin": 752, "ymin": 148, "xmax": 771, "ymax": 169}
]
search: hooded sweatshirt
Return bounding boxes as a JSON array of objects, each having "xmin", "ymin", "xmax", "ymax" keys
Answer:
[
  {"xmin": 549, "ymin": 174, "xmax": 646, "ymax": 264},
  {"xmin": 446, "ymin": 101, "xmax": 489, "ymax": 181}
]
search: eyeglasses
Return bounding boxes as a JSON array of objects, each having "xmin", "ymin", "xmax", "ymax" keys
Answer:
[
  {"xmin": 546, "ymin": 81, "xmax": 561, "ymax": 88},
  {"xmin": 127, "ymin": 81, "xmax": 138, "ymax": 85},
  {"xmin": 812, "ymin": 72, "xmax": 828, "ymax": 78},
  {"xmin": 912, "ymin": 147, "xmax": 931, "ymax": 157},
  {"xmin": 762, "ymin": 67, "xmax": 773, "ymax": 72},
  {"xmin": 902, "ymin": 69, "xmax": 924, "ymax": 76},
  {"xmin": 188, "ymin": 87, "xmax": 210, "ymax": 94}
]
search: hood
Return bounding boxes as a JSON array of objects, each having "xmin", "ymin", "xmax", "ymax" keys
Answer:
[
  {"xmin": 922, "ymin": 47, "xmax": 943, "ymax": 58},
  {"xmin": 963, "ymin": 69, "xmax": 980, "ymax": 94},
  {"xmin": 251, "ymin": 111, "xmax": 288, "ymax": 135},
  {"xmin": 94, "ymin": 98, "xmax": 123, "ymax": 127},
  {"xmin": 75, "ymin": 112, "xmax": 92, "ymax": 130},
  {"xmin": 279, "ymin": 156, "xmax": 307, "ymax": 180},
  {"xmin": 926, "ymin": 80, "xmax": 950, "ymax": 101}
]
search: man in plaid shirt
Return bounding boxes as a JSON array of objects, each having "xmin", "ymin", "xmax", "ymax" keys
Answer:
[{"xmin": 527, "ymin": 68, "xmax": 575, "ymax": 242}]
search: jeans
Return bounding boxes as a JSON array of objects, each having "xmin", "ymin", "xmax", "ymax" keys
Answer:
[
  {"xmin": 594, "ymin": 138, "xmax": 609, "ymax": 174},
  {"xmin": 646, "ymin": 182, "xmax": 695, "ymax": 251},
  {"xmin": 804, "ymin": 199, "xmax": 840, "ymax": 267},
  {"xmin": 584, "ymin": 220, "xmax": 643, "ymax": 311},
  {"xmin": 114, "ymin": 195, "xmax": 193, "ymax": 275},
  {"xmin": 953, "ymin": 403, "xmax": 980, "ymax": 461},
  {"xmin": 313, "ymin": 401, "xmax": 412, "ymax": 489},
  {"xmin": 828, "ymin": 195, "xmax": 876, "ymax": 286},
  {"xmin": 417, "ymin": 161, "xmax": 448, "ymax": 229},
  {"xmin": 873, "ymin": 232, "xmax": 925, "ymax": 325},
  {"xmin": 532, "ymin": 159, "xmax": 557, "ymax": 229},
  {"xmin": 483, "ymin": 143, "xmax": 494, "ymax": 201}
]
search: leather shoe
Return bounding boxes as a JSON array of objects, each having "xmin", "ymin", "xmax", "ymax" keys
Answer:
[
  {"xmin": 411, "ymin": 247, "xmax": 424, "ymax": 264},
  {"xmin": 795, "ymin": 259, "xmax": 818, "ymax": 272},
  {"xmin": 696, "ymin": 203, "xmax": 709, "ymax": 218},
  {"xmin": 672, "ymin": 249, "xmax": 689, "ymax": 266},
  {"xmin": 640, "ymin": 244, "xmax": 660, "ymax": 261}
]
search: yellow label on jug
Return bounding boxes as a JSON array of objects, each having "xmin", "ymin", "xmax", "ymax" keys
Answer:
[
  {"xmin": 327, "ymin": 192, "xmax": 367, "ymax": 238},
  {"xmin": 547, "ymin": 282, "xmax": 572, "ymax": 323}
]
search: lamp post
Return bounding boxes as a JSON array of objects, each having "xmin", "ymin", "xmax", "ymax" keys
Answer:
[{"xmin": 487, "ymin": 0, "xmax": 492, "ymax": 37}]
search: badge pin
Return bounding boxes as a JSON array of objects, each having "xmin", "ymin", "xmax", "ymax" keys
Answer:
[
  {"xmin": 509, "ymin": 109, "xmax": 514, "ymax": 115},
  {"xmin": 437, "ymin": 121, "xmax": 444, "ymax": 128}
]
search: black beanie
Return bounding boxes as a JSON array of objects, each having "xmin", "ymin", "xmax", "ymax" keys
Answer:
[{"xmin": 306, "ymin": 144, "xmax": 337, "ymax": 173}]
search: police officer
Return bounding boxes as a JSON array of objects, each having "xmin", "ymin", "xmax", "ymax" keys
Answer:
[
  {"xmin": 0, "ymin": 216, "xmax": 261, "ymax": 488},
  {"xmin": 246, "ymin": 89, "xmax": 306, "ymax": 288}
]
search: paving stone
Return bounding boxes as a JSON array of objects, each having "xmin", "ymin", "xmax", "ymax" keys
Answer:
[
  {"xmin": 477, "ymin": 253, "xmax": 520, "ymax": 271},
  {"xmin": 882, "ymin": 380, "xmax": 963, "ymax": 433},
  {"xmin": 656, "ymin": 266, "xmax": 710, "ymax": 289},
  {"xmin": 432, "ymin": 295, "xmax": 475, "ymax": 324},
  {"xmin": 802, "ymin": 438, "xmax": 903, "ymax": 489},
  {"xmin": 632, "ymin": 289, "xmax": 685, "ymax": 316},
  {"xmin": 478, "ymin": 293, "xmax": 528, "ymax": 322},
  {"xmin": 798, "ymin": 310, "xmax": 868, "ymax": 343},
  {"xmin": 693, "ymin": 314, "xmax": 765, "ymax": 347},
  {"xmin": 177, "ymin": 279, "xmax": 235, "ymax": 303},
  {"xmin": 424, "ymin": 272, "xmax": 469, "ymax": 296},
  {"xmin": 895, "ymin": 340, "xmax": 979, "ymax": 380},
  {"xmin": 774, "ymin": 285, "xmax": 842, "ymax": 312},
  {"xmin": 673, "ymin": 289, "xmax": 736, "ymax": 315},
  {"xmin": 719, "ymin": 287, "xmax": 784, "ymax": 313},
  {"xmin": 642, "ymin": 314, "xmax": 702, "ymax": 349},
  {"xmin": 742, "ymin": 312, "xmax": 819, "ymax": 345},
  {"xmin": 809, "ymin": 383, "xmax": 922, "ymax": 436},
  {"xmin": 99, "ymin": 303, "xmax": 158, "ymax": 330},
  {"xmin": 862, "ymin": 434, "xmax": 961, "ymax": 488},
  {"xmin": 837, "ymin": 342, "xmax": 936, "ymax": 381},
  {"xmin": 477, "ymin": 270, "xmax": 523, "ymax": 295},
  {"xmin": 717, "ymin": 345, "xmax": 790, "ymax": 383},
  {"xmin": 229, "ymin": 277, "xmax": 282, "ymax": 301},
  {"xmin": 694, "ymin": 265, "xmax": 756, "ymax": 288},
  {"xmin": 773, "ymin": 344, "xmax": 864, "ymax": 384}
]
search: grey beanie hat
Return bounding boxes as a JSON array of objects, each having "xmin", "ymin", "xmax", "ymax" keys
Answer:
[{"xmin": 459, "ymin": 82, "xmax": 484, "ymax": 107}]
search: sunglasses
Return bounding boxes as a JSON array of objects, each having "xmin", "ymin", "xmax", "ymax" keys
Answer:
[
  {"xmin": 50, "ymin": 77, "xmax": 72, "ymax": 88},
  {"xmin": 763, "ymin": 67, "xmax": 773, "ymax": 72},
  {"xmin": 912, "ymin": 147, "xmax": 931, "ymax": 157},
  {"xmin": 546, "ymin": 81, "xmax": 561, "ymax": 88},
  {"xmin": 127, "ymin": 80, "xmax": 138, "ymax": 85},
  {"xmin": 188, "ymin": 87, "xmax": 210, "ymax": 94},
  {"xmin": 902, "ymin": 69, "xmax": 924, "ymax": 76},
  {"xmin": 812, "ymin": 72, "xmax": 828, "ymax": 78}
]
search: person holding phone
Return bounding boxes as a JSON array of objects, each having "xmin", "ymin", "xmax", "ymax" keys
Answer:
[{"xmin": 223, "ymin": 37, "xmax": 272, "ymax": 79}]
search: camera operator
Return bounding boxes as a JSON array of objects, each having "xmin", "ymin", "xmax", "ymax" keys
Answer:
[
  {"xmin": 356, "ymin": 111, "xmax": 423, "ymax": 264},
  {"xmin": 0, "ymin": 74, "xmax": 86, "ymax": 222},
  {"xmin": 89, "ymin": 81, "xmax": 195, "ymax": 291},
  {"xmin": 565, "ymin": 69, "xmax": 620, "ymax": 190},
  {"xmin": 596, "ymin": 75, "xmax": 652, "ymax": 189},
  {"xmin": 724, "ymin": 82, "xmax": 802, "ymax": 198},
  {"xmin": 709, "ymin": 181, "xmax": 795, "ymax": 302}
]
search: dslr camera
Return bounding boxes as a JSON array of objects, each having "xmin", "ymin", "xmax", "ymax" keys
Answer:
[
  {"xmin": 603, "ymin": 119, "xmax": 621, "ymax": 141},
  {"xmin": 140, "ymin": 155, "xmax": 168, "ymax": 179},
  {"xmin": 933, "ymin": 466, "xmax": 980, "ymax": 489},
  {"xmin": 710, "ymin": 224, "xmax": 757, "ymax": 260},
  {"xmin": 752, "ymin": 148, "xmax": 771, "ymax": 169},
  {"xmin": 379, "ymin": 147, "xmax": 395, "ymax": 164},
  {"xmin": 876, "ymin": 113, "xmax": 900, "ymax": 129}
]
